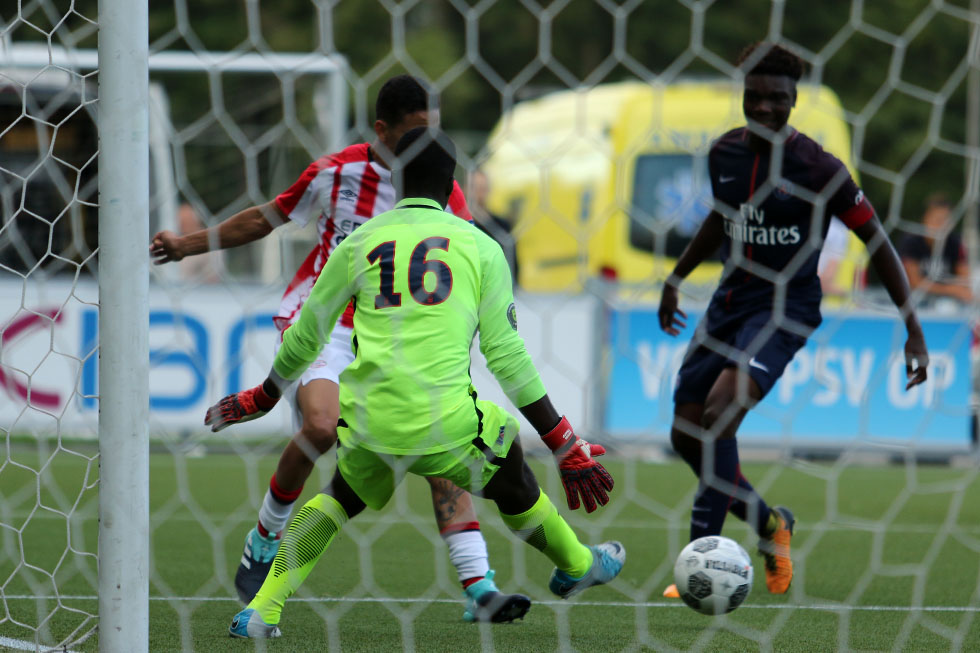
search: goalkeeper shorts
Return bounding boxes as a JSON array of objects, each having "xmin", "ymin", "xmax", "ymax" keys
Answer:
[{"xmin": 335, "ymin": 400, "xmax": 519, "ymax": 511}]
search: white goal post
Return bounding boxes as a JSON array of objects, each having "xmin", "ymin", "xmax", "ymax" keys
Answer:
[
  {"xmin": 2, "ymin": 11, "xmax": 349, "ymax": 653},
  {"xmin": 96, "ymin": 1, "xmax": 149, "ymax": 651}
]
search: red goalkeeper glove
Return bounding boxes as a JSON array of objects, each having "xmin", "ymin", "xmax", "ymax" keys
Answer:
[
  {"xmin": 540, "ymin": 416, "xmax": 614, "ymax": 513},
  {"xmin": 204, "ymin": 383, "xmax": 279, "ymax": 432}
]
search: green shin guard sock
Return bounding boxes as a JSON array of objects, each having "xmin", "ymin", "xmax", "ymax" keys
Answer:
[
  {"xmin": 249, "ymin": 493, "xmax": 349, "ymax": 625},
  {"xmin": 500, "ymin": 490, "xmax": 592, "ymax": 578}
]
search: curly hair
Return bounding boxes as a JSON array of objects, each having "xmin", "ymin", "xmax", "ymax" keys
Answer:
[
  {"xmin": 395, "ymin": 126, "xmax": 456, "ymax": 192},
  {"xmin": 735, "ymin": 42, "xmax": 805, "ymax": 81},
  {"xmin": 376, "ymin": 74, "xmax": 434, "ymax": 126}
]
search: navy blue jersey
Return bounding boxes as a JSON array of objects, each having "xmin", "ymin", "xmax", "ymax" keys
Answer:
[{"xmin": 707, "ymin": 128, "xmax": 874, "ymax": 327}]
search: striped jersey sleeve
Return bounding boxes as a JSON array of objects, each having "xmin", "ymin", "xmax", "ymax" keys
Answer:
[{"xmin": 275, "ymin": 155, "xmax": 335, "ymax": 228}]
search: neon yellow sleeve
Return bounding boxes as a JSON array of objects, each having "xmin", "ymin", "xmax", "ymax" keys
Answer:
[
  {"xmin": 273, "ymin": 241, "xmax": 354, "ymax": 380},
  {"xmin": 476, "ymin": 239, "xmax": 546, "ymax": 407}
]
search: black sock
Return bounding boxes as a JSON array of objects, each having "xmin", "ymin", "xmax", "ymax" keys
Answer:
[
  {"xmin": 678, "ymin": 435, "xmax": 773, "ymax": 539},
  {"xmin": 689, "ymin": 439, "xmax": 736, "ymax": 539},
  {"xmin": 727, "ymin": 468, "xmax": 773, "ymax": 537}
]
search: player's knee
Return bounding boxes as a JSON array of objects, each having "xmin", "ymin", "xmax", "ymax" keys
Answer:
[
  {"xmin": 700, "ymin": 402, "xmax": 726, "ymax": 432},
  {"xmin": 519, "ymin": 462, "xmax": 539, "ymax": 497},
  {"xmin": 298, "ymin": 418, "xmax": 338, "ymax": 453},
  {"xmin": 701, "ymin": 402, "xmax": 739, "ymax": 439},
  {"xmin": 670, "ymin": 427, "xmax": 693, "ymax": 454},
  {"xmin": 328, "ymin": 473, "xmax": 365, "ymax": 519}
]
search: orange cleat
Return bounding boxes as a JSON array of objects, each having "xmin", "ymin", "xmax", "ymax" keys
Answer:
[
  {"xmin": 662, "ymin": 583, "xmax": 680, "ymax": 598},
  {"xmin": 758, "ymin": 506, "xmax": 795, "ymax": 594}
]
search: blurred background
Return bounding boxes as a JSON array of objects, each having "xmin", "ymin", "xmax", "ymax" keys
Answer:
[{"xmin": 3, "ymin": 0, "xmax": 977, "ymax": 453}]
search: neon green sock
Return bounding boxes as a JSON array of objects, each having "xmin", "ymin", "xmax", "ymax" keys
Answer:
[
  {"xmin": 249, "ymin": 493, "xmax": 348, "ymax": 625},
  {"xmin": 499, "ymin": 490, "xmax": 592, "ymax": 577}
]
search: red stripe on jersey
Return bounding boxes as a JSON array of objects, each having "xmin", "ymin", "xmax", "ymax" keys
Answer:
[
  {"xmin": 840, "ymin": 196, "xmax": 874, "ymax": 230},
  {"xmin": 332, "ymin": 143, "xmax": 371, "ymax": 165},
  {"xmin": 748, "ymin": 154, "xmax": 760, "ymax": 199},
  {"xmin": 355, "ymin": 164, "xmax": 381, "ymax": 216},
  {"xmin": 276, "ymin": 143, "xmax": 378, "ymax": 332},
  {"xmin": 448, "ymin": 181, "xmax": 473, "ymax": 222},
  {"xmin": 273, "ymin": 248, "xmax": 320, "ymax": 331},
  {"xmin": 340, "ymin": 302, "xmax": 355, "ymax": 328},
  {"xmin": 281, "ymin": 248, "xmax": 319, "ymax": 302},
  {"xmin": 275, "ymin": 157, "xmax": 326, "ymax": 216},
  {"xmin": 275, "ymin": 144, "xmax": 371, "ymax": 216}
]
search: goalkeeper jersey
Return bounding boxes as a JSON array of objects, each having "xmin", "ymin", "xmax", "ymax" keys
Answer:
[
  {"xmin": 272, "ymin": 143, "xmax": 472, "ymax": 332},
  {"xmin": 274, "ymin": 197, "xmax": 546, "ymax": 455}
]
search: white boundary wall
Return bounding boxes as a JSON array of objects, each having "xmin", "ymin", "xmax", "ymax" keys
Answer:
[{"xmin": 2, "ymin": 278, "xmax": 972, "ymax": 452}]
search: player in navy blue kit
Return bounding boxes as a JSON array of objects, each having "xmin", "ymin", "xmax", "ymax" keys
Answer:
[{"xmin": 658, "ymin": 43, "xmax": 930, "ymax": 598}]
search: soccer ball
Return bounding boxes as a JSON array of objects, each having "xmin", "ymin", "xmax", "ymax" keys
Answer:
[{"xmin": 673, "ymin": 536, "xmax": 753, "ymax": 615}]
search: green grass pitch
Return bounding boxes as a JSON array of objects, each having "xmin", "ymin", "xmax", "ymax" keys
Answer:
[{"xmin": 1, "ymin": 441, "xmax": 979, "ymax": 652}]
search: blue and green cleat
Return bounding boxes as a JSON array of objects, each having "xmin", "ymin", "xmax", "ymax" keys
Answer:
[
  {"xmin": 228, "ymin": 608, "xmax": 281, "ymax": 639},
  {"xmin": 549, "ymin": 541, "xmax": 626, "ymax": 600},
  {"xmin": 462, "ymin": 570, "xmax": 531, "ymax": 623},
  {"xmin": 234, "ymin": 526, "xmax": 281, "ymax": 604}
]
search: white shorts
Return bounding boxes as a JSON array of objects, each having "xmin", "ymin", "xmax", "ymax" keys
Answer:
[{"xmin": 274, "ymin": 322, "xmax": 354, "ymax": 432}]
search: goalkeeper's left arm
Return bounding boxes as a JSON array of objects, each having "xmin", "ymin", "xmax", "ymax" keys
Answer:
[
  {"xmin": 205, "ymin": 242, "xmax": 355, "ymax": 432},
  {"xmin": 475, "ymin": 239, "xmax": 614, "ymax": 512}
]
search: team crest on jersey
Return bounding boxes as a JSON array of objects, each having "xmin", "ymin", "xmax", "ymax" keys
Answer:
[
  {"xmin": 495, "ymin": 426, "xmax": 506, "ymax": 447},
  {"xmin": 507, "ymin": 303, "xmax": 518, "ymax": 330}
]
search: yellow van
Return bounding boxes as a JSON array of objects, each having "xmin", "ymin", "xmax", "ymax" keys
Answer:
[{"xmin": 481, "ymin": 80, "xmax": 864, "ymax": 294}]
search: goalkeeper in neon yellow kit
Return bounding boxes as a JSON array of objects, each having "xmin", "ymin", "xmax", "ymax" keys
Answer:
[{"xmin": 208, "ymin": 126, "xmax": 624, "ymax": 639}]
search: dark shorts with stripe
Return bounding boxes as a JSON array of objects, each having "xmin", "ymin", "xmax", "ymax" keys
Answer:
[{"xmin": 673, "ymin": 309, "xmax": 810, "ymax": 405}]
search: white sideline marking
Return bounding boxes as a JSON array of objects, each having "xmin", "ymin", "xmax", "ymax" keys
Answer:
[
  {"xmin": 0, "ymin": 635, "xmax": 80, "ymax": 653},
  {"xmin": 4, "ymin": 594, "xmax": 979, "ymax": 613},
  {"xmin": 10, "ymin": 510, "xmax": 980, "ymax": 535}
]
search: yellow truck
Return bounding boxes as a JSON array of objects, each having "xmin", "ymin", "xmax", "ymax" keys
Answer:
[{"xmin": 481, "ymin": 80, "xmax": 864, "ymax": 294}]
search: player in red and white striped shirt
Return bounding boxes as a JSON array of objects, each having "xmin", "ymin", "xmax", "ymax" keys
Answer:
[{"xmin": 151, "ymin": 75, "xmax": 529, "ymax": 623}]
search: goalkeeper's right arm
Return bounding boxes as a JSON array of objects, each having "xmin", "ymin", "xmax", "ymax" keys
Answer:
[{"xmin": 150, "ymin": 200, "xmax": 284, "ymax": 264}]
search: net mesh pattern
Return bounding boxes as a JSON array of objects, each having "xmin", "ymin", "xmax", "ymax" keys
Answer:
[{"xmin": 1, "ymin": 1, "xmax": 979, "ymax": 651}]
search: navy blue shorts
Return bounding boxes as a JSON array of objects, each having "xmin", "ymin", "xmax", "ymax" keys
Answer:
[{"xmin": 673, "ymin": 310, "xmax": 809, "ymax": 405}]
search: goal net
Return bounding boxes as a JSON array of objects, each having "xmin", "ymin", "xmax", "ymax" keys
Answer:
[{"xmin": 1, "ymin": 1, "xmax": 979, "ymax": 651}]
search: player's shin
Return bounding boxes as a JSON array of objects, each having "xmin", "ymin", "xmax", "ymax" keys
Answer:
[
  {"xmin": 726, "ymin": 469, "xmax": 775, "ymax": 538},
  {"xmin": 248, "ymin": 493, "xmax": 349, "ymax": 625},
  {"xmin": 441, "ymin": 524, "xmax": 491, "ymax": 587},
  {"xmin": 498, "ymin": 490, "xmax": 592, "ymax": 577},
  {"xmin": 258, "ymin": 473, "xmax": 304, "ymax": 536},
  {"xmin": 689, "ymin": 438, "xmax": 742, "ymax": 540}
]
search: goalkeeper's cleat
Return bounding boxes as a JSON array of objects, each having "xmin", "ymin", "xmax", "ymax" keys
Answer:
[
  {"xmin": 758, "ymin": 506, "xmax": 795, "ymax": 594},
  {"xmin": 234, "ymin": 526, "xmax": 281, "ymax": 604},
  {"xmin": 662, "ymin": 583, "xmax": 680, "ymax": 599},
  {"xmin": 228, "ymin": 608, "xmax": 281, "ymax": 639},
  {"xmin": 549, "ymin": 541, "xmax": 625, "ymax": 600},
  {"xmin": 461, "ymin": 570, "xmax": 531, "ymax": 623}
]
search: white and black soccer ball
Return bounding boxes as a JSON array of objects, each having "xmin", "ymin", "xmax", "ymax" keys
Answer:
[{"xmin": 673, "ymin": 535, "xmax": 753, "ymax": 615}]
